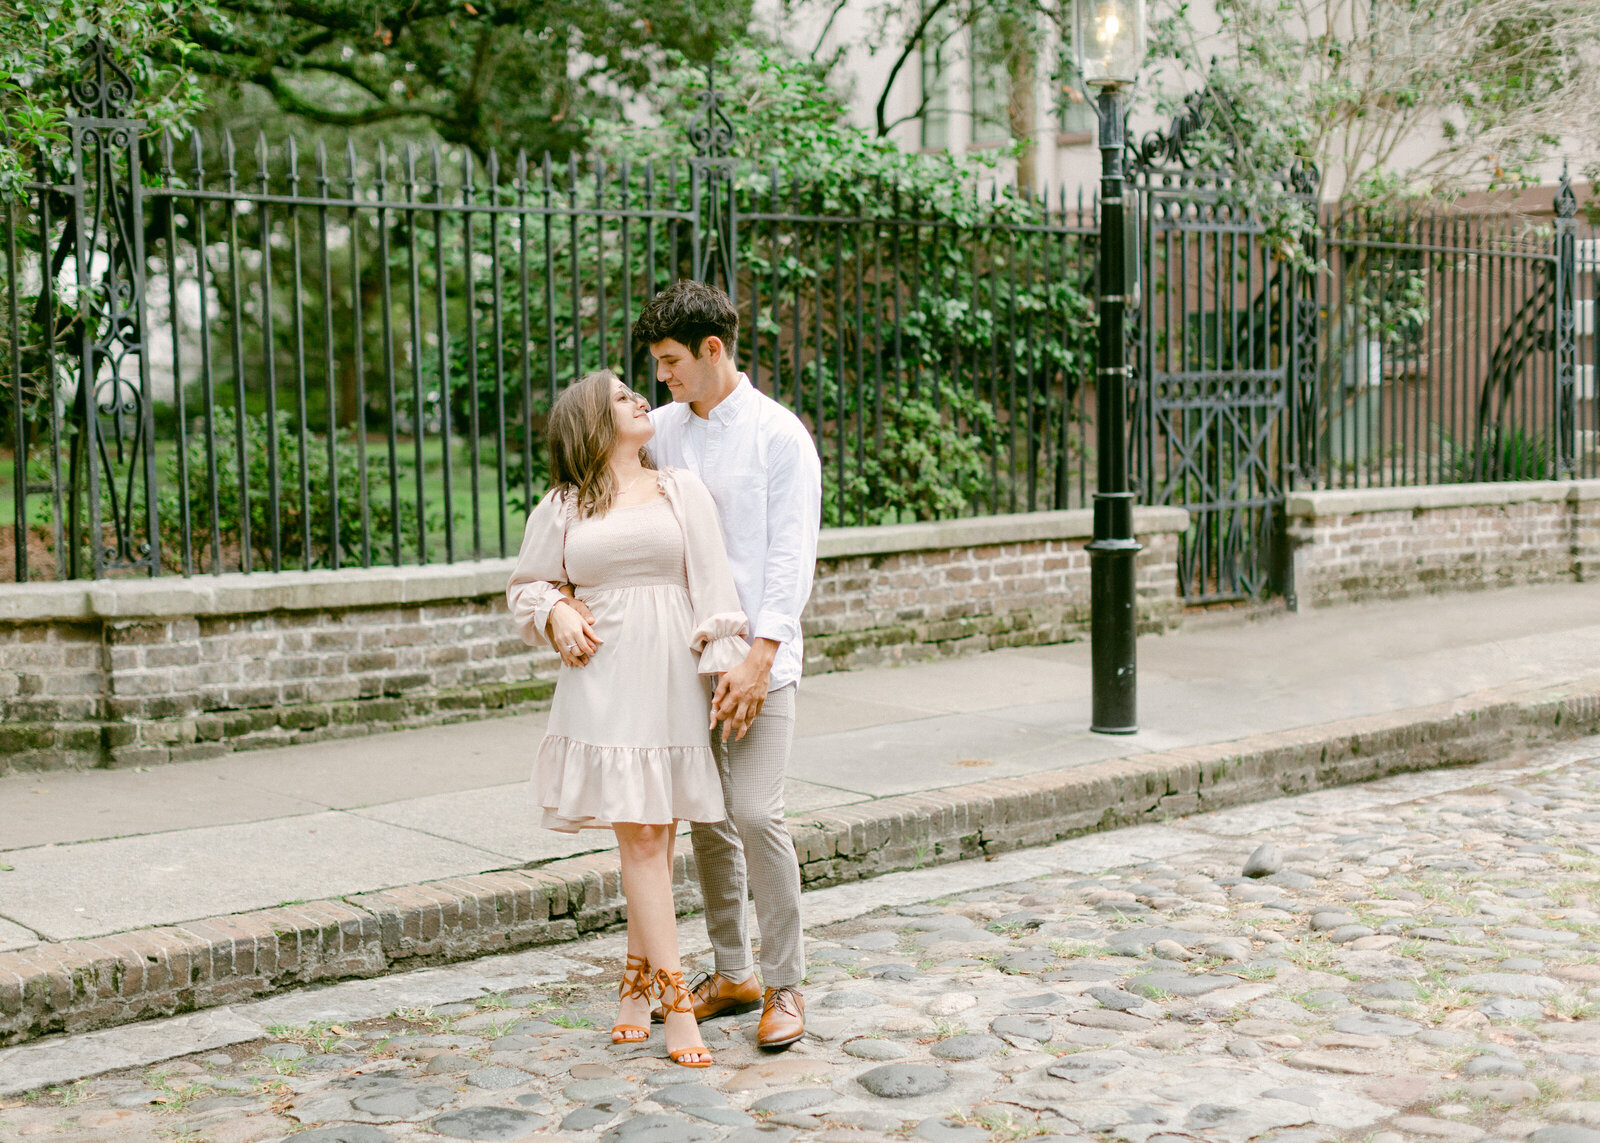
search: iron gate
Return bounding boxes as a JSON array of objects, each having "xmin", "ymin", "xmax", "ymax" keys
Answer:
[{"xmin": 1129, "ymin": 94, "xmax": 1320, "ymax": 604}]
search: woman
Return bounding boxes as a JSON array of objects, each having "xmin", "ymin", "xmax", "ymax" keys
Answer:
[{"xmin": 506, "ymin": 370, "xmax": 748, "ymax": 1069}]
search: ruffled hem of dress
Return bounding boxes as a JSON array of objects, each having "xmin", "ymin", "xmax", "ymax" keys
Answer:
[{"xmin": 531, "ymin": 734, "xmax": 726, "ymax": 834}]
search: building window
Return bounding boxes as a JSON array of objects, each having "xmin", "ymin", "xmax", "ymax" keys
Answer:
[
  {"xmin": 1057, "ymin": 40, "xmax": 1096, "ymax": 137},
  {"xmin": 920, "ymin": 13, "xmax": 955, "ymax": 151},
  {"xmin": 970, "ymin": 13, "xmax": 1011, "ymax": 147}
]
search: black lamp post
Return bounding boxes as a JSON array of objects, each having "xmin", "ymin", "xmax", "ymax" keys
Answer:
[{"xmin": 1076, "ymin": 0, "xmax": 1145, "ymax": 735}]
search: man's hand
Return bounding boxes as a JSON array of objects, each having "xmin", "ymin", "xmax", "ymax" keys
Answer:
[
  {"xmin": 711, "ymin": 639, "xmax": 778, "ymax": 742},
  {"xmin": 546, "ymin": 592, "xmax": 601, "ymax": 668}
]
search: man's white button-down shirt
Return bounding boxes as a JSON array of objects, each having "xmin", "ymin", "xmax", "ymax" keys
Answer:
[{"xmin": 648, "ymin": 375, "xmax": 822, "ymax": 692}]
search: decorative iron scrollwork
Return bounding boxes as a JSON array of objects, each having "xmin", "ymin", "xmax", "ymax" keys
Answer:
[
  {"xmin": 1131, "ymin": 79, "xmax": 1322, "ymax": 199},
  {"xmin": 58, "ymin": 39, "xmax": 160, "ymax": 575},
  {"xmin": 1554, "ymin": 162, "xmax": 1579, "ymax": 474},
  {"xmin": 687, "ymin": 62, "xmax": 736, "ymax": 159},
  {"xmin": 1133, "ymin": 86, "xmax": 1218, "ymax": 171},
  {"xmin": 1288, "ymin": 159, "xmax": 1321, "ymax": 198},
  {"xmin": 69, "ymin": 39, "xmax": 137, "ymax": 118}
]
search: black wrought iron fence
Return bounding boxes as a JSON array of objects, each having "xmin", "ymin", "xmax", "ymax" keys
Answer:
[
  {"xmin": 735, "ymin": 178, "xmax": 1099, "ymax": 529},
  {"xmin": 5, "ymin": 43, "xmax": 1595, "ymax": 595},
  {"xmin": 1, "ymin": 48, "xmax": 1099, "ymax": 582},
  {"xmin": 1312, "ymin": 191, "xmax": 1596, "ymax": 489}
]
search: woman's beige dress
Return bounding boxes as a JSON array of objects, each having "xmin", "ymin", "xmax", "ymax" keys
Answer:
[{"xmin": 505, "ymin": 468, "xmax": 748, "ymax": 832}]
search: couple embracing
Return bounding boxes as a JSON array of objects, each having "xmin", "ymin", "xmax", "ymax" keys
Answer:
[{"xmin": 506, "ymin": 280, "xmax": 821, "ymax": 1069}]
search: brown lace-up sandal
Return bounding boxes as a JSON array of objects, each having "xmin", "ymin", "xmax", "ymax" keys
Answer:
[
  {"xmin": 654, "ymin": 968, "xmax": 713, "ymax": 1067},
  {"xmin": 611, "ymin": 953, "xmax": 654, "ymax": 1044}
]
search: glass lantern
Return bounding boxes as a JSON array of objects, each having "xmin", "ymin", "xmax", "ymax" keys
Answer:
[{"xmin": 1074, "ymin": 0, "xmax": 1146, "ymax": 89}]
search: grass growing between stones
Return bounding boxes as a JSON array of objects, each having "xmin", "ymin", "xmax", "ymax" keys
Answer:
[
  {"xmin": 1281, "ymin": 941, "xmax": 1341, "ymax": 973},
  {"xmin": 1235, "ymin": 963, "xmax": 1278, "ymax": 981},
  {"xmin": 390, "ymin": 1005, "xmax": 458, "ymax": 1033},
  {"xmin": 159, "ymin": 1129, "xmax": 207, "ymax": 1143},
  {"xmin": 951, "ymin": 1106, "xmax": 1051, "ymax": 1141},
  {"xmin": 263, "ymin": 1021, "xmax": 348, "ymax": 1052},
  {"xmin": 141, "ymin": 1068, "xmax": 215, "ymax": 1114},
  {"xmin": 988, "ymin": 921, "xmax": 1029, "ymax": 937},
  {"xmin": 479, "ymin": 1016, "xmax": 524, "ymax": 1038},
  {"xmin": 29, "ymin": 1080, "xmax": 93, "ymax": 1106},
  {"xmin": 1410, "ymin": 979, "xmax": 1473, "ymax": 1022},
  {"xmin": 547, "ymin": 1012, "xmax": 594, "ymax": 1029},
  {"xmin": 1546, "ymin": 994, "xmax": 1599, "ymax": 1020}
]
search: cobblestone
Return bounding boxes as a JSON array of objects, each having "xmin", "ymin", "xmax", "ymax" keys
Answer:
[{"xmin": 8, "ymin": 739, "xmax": 1600, "ymax": 1142}]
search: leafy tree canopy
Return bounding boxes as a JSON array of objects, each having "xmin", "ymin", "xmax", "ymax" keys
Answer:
[
  {"xmin": 169, "ymin": 0, "xmax": 751, "ymax": 161},
  {"xmin": 0, "ymin": 0, "xmax": 214, "ymax": 193}
]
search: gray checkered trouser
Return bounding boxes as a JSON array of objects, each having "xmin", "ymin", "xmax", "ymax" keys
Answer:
[{"xmin": 690, "ymin": 682, "xmax": 804, "ymax": 988}]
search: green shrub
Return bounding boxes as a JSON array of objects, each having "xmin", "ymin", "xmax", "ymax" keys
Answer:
[
  {"xmin": 820, "ymin": 384, "xmax": 1000, "ymax": 525},
  {"xmin": 1444, "ymin": 426, "xmax": 1552, "ymax": 482},
  {"xmin": 158, "ymin": 409, "xmax": 411, "ymax": 571}
]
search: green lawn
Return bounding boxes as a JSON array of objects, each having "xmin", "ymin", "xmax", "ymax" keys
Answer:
[{"xmin": 1, "ymin": 437, "xmax": 529, "ymax": 568}]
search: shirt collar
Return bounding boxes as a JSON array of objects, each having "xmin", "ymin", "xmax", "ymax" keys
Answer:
[{"xmin": 695, "ymin": 374, "xmax": 753, "ymax": 426}]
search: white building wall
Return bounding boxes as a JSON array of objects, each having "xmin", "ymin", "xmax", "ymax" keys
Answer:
[{"xmin": 758, "ymin": 0, "xmax": 1577, "ymax": 201}]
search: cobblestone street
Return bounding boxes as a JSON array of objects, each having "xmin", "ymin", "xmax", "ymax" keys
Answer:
[{"xmin": 9, "ymin": 736, "xmax": 1600, "ymax": 1143}]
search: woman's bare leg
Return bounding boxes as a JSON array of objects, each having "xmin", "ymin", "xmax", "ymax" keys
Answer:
[
  {"xmin": 614, "ymin": 822, "xmax": 708, "ymax": 1063},
  {"xmin": 612, "ymin": 826, "xmax": 655, "ymax": 1036}
]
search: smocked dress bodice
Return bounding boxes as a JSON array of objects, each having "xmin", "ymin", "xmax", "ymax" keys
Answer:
[{"xmin": 563, "ymin": 498, "xmax": 685, "ymax": 591}]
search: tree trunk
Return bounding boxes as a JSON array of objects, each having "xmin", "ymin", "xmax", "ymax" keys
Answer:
[{"xmin": 1004, "ymin": 16, "xmax": 1038, "ymax": 193}]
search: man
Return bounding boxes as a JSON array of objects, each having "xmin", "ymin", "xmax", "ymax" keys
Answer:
[
  {"xmin": 637, "ymin": 280, "xmax": 821, "ymax": 1049},
  {"xmin": 546, "ymin": 280, "xmax": 821, "ymax": 1048}
]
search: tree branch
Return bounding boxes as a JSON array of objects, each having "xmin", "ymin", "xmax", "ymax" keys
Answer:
[
  {"xmin": 255, "ymin": 69, "xmax": 457, "ymax": 129},
  {"xmin": 810, "ymin": 0, "xmax": 852, "ymax": 59},
  {"xmin": 874, "ymin": 0, "xmax": 960, "ymax": 137}
]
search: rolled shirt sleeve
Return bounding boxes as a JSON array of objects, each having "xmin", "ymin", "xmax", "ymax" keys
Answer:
[{"xmin": 752, "ymin": 426, "xmax": 822, "ymax": 648}]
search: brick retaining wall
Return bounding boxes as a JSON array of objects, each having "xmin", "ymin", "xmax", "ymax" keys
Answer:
[
  {"xmin": 0, "ymin": 507, "xmax": 1188, "ymax": 771},
  {"xmin": 805, "ymin": 510, "xmax": 1185, "ymax": 672},
  {"xmin": 1287, "ymin": 480, "xmax": 1600, "ymax": 609}
]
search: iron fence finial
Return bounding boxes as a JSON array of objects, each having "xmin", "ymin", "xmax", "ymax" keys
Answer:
[
  {"xmin": 1556, "ymin": 161, "xmax": 1577, "ymax": 219},
  {"xmin": 70, "ymin": 39, "xmax": 136, "ymax": 118}
]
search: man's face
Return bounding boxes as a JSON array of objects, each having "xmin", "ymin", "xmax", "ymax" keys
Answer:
[{"xmin": 650, "ymin": 337, "xmax": 721, "ymax": 406}]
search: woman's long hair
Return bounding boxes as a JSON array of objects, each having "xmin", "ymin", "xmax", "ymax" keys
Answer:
[{"xmin": 546, "ymin": 370, "xmax": 654, "ymax": 518}]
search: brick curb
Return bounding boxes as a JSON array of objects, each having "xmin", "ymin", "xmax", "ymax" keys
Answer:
[{"xmin": 4, "ymin": 676, "xmax": 1598, "ymax": 1047}]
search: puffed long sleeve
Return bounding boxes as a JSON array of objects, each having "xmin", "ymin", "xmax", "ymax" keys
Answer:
[
  {"xmin": 663, "ymin": 469, "xmax": 750, "ymax": 675},
  {"xmin": 506, "ymin": 489, "xmax": 570, "ymax": 649}
]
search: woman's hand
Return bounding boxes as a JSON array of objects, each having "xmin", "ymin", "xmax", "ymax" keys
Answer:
[{"xmin": 547, "ymin": 597, "xmax": 602, "ymax": 668}]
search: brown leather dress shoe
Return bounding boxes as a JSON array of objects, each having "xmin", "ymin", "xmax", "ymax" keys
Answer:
[
  {"xmin": 650, "ymin": 971, "xmax": 762, "ymax": 1023},
  {"xmin": 757, "ymin": 986, "xmax": 805, "ymax": 1049}
]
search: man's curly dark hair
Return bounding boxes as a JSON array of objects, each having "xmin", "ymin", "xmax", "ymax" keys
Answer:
[{"xmin": 631, "ymin": 279, "xmax": 739, "ymax": 358}]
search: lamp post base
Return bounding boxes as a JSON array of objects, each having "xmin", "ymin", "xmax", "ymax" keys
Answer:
[{"xmin": 1088, "ymin": 534, "xmax": 1141, "ymax": 735}]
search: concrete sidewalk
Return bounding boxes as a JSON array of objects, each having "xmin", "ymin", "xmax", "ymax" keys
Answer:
[
  {"xmin": 2, "ymin": 583, "xmax": 1599, "ymax": 1041},
  {"xmin": 4, "ymin": 582, "xmax": 1598, "ymax": 946}
]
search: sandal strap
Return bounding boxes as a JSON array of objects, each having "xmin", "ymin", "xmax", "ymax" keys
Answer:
[
  {"xmin": 619, "ymin": 955, "xmax": 655, "ymax": 1002},
  {"xmin": 654, "ymin": 968, "xmax": 696, "ymax": 1015}
]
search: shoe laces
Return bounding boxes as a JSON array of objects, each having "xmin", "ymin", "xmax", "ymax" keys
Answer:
[{"xmin": 764, "ymin": 986, "xmax": 802, "ymax": 1017}]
